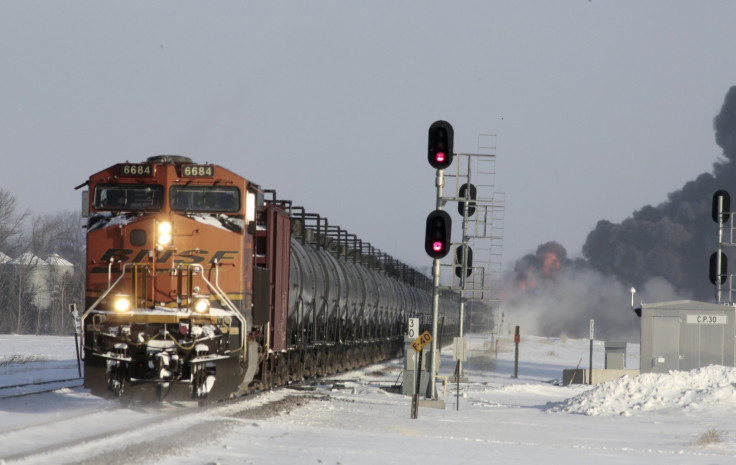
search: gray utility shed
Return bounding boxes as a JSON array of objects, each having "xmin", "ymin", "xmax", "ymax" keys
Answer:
[{"xmin": 640, "ymin": 300, "xmax": 736, "ymax": 374}]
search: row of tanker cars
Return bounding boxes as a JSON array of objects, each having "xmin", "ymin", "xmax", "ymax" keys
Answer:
[{"xmin": 79, "ymin": 155, "xmax": 458, "ymax": 402}]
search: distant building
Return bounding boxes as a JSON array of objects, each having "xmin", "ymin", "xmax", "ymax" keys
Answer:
[
  {"xmin": 45, "ymin": 253, "xmax": 74, "ymax": 277},
  {"xmin": 4, "ymin": 252, "xmax": 75, "ymax": 309}
]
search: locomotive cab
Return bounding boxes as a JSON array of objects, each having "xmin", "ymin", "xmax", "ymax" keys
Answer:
[{"xmin": 79, "ymin": 156, "xmax": 260, "ymax": 402}]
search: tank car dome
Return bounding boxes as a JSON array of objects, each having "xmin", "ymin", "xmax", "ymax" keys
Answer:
[{"xmin": 146, "ymin": 155, "xmax": 193, "ymax": 164}]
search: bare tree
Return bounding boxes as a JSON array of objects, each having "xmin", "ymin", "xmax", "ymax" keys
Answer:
[
  {"xmin": 28, "ymin": 211, "xmax": 85, "ymax": 266},
  {"xmin": 49, "ymin": 211, "xmax": 86, "ymax": 267},
  {"xmin": 0, "ymin": 191, "xmax": 85, "ymax": 334},
  {"xmin": 11, "ymin": 253, "xmax": 44, "ymax": 334},
  {"xmin": 0, "ymin": 189, "xmax": 28, "ymax": 254},
  {"xmin": 29, "ymin": 215, "xmax": 58, "ymax": 259},
  {"xmin": 35, "ymin": 211, "xmax": 85, "ymax": 334},
  {"xmin": 0, "ymin": 206, "xmax": 85, "ymax": 334},
  {"xmin": 0, "ymin": 266, "xmax": 15, "ymax": 333},
  {"xmin": 49, "ymin": 270, "xmax": 83, "ymax": 335},
  {"xmin": 29, "ymin": 211, "xmax": 85, "ymax": 334},
  {"xmin": 0, "ymin": 189, "xmax": 30, "ymax": 333}
]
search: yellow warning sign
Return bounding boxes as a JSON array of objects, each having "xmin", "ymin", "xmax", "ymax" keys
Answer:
[{"xmin": 411, "ymin": 331, "xmax": 433, "ymax": 352}]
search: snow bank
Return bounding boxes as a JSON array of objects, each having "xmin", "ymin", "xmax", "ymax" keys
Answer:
[{"xmin": 549, "ymin": 365, "xmax": 736, "ymax": 416}]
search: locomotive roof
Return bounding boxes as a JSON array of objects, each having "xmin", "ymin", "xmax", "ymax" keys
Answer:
[{"xmin": 84, "ymin": 156, "xmax": 245, "ymax": 183}]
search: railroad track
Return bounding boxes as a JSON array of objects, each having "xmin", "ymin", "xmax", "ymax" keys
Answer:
[
  {"xmin": 0, "ymin": 377, "xmax": 84, "ymax": 400},
  {"xmin": 0, "ymin": 379, "xmax": 328, "ymax": 464}
]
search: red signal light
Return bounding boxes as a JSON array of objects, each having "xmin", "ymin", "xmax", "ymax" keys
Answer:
[
  {"xmin": 425, "ymin": 210, "xmax": 451, "ymax": 259},
  {"xmin": 428, "ymin": 121, "xmax": 454, "ymax": 170}
]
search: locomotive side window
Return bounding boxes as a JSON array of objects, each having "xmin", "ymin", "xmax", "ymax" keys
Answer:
[
  {"xmin": 93, "ymin": 184, "xmax": 164, "ymax": 211},
  {"xmin": 170, "ymin": 186, "xmax": 240, "ymax": 213}
]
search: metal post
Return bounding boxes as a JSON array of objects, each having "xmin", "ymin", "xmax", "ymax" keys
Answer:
[
  {"xmin": 70, "ymin": 304, "xmax": 82, "ymax": 377},
  {"xmin": 456, "ymin": 154, "xmax": 472, "ymax": 380},
  {"xmin": 589, "ymin": 319, "xmax": 594, "ymax": 385},
  {"xmin": 717, "ymin": 195, "xmax": 724, "ymax": 303},
  {"xmin": 428, "ymin": 169, "xmax": 444, "ymax": 399},
  {"xmin": 589, "ymin": 338, "xmax": 593, "ymax": 385},
  {"xmin": 456, "ymin": 360, "xmax": 460, "ymax": 410},
  {"xmin": 513, "ymin": 325, "xmax": 520, "ymax": 378},
  {"xmin": 411, "ymin": 349, "xmax": 422, "ymax": 419},
  {"xmin": 457, "ymin": 298, "xmax": 465, "ymax": 378},
  {"xmin": 457, "ymin": 231, "xmax": 469, "ymax": 379},
  {"xmin": 429, "ymin": 258, "xmax": 440, "ymax": 398}
]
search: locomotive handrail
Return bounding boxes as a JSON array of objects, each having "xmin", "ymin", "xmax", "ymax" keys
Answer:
[
  {"xmin": 108, "ymin": 259, "xmax": 115, "ymax": 288},
  {"xmin": 81, "ymin": 261, "xmax": 246, "ymax": 342},
  {"xmin": 80, "ymin": 262, "xmax": 137, "ymax": 323},
  {"xmin": 79, "ymin": 262, "xmax": 141, "ymax": 359},
  {"xmin": 191, "ymin": 263, "xmax": 240, "ymax": 315},
  {"xmin": 190, "ymin": 263, "xmax": 247, "ymax": 349}
]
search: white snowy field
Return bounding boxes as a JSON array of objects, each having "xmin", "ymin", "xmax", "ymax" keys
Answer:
[{"xmin": 2, "ymin": 333, "xmax": 736, "ymax": 464}]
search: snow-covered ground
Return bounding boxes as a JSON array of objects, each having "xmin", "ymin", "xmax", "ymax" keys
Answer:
[{"xmin": 2, "ymin": 333, "xmax": 736, "ymax": 464}]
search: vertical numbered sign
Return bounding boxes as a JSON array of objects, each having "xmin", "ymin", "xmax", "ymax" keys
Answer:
[{"xmin": 408, "ymin": 318, "xmax": 419, "ymax": 339}]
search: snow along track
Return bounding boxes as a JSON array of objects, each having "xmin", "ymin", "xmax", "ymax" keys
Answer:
[
  {"xmin": 0, "ymin": 385, "xmax": 327, "ymax": 464},
  {"xmin": 0, "ymin": 377, "xmax": 83, "ymax": 400}
]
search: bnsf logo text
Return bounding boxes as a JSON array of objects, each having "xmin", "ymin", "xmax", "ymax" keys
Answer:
[{"xmin": 95, "ymin": 248, "xmax": 238, "ymax": 267}]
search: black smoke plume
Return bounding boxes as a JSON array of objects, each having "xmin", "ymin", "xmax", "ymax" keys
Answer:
[
  {"xmin": 501, "ymin": 86, "xmax": 736, "ymax": 340},
  {"xmin": 583, "ymin": 86, "xmax": 736, "ymax": 301}
]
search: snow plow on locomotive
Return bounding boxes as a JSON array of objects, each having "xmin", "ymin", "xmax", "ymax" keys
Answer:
[{"xmin": 78, "ymin": 156, "xmax": 457, "ymax": 402}]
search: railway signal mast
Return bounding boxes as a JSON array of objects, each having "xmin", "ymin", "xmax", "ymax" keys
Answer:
[
  {"xmin": 424, "ymin": 121, "xmax": 505, "ymax": 401},
  {"xmin": 425, "ymin": 120, "xmax": 453, "ymax": 402}
]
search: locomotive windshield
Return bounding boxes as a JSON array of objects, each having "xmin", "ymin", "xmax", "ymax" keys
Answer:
[
  {"xmin": 170, "ymin": 186, "xmax": 240, "ymax": 213},
  {"xmin": 93, "ymin": 184, "xmax": 164, "ymax": 211}
]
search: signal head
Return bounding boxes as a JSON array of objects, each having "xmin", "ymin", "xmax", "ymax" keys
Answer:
[
  {"xmin": 458, "ymin": 183, "xmax": 477, "ymax": 217},
  {"xmin": 712, "ymin": 190, "xmax": 731, "ymax": 224},
  {"xmin": 454, "ymin": 244, "xmax": 474, "ymax": 278},
  {"xmin": 425, "ymin": 210, "xmax": 452, "ymax": 259},
  {"xmin": 428, "ymin": 121, "xmax": 454, "ymax": 170}
]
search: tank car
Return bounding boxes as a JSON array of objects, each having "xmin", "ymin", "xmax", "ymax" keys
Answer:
[{"xmin": 78, "ymin": 155, "xmax": 457, "ymax": 402}]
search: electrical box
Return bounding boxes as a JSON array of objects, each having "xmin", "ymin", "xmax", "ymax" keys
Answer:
[
  {"xmin": 604, "ymin": 342, "xmax": 627, "ymax": 369},
  {"xmin": 402, "ymin": 336, "xmax": 433, "ymax": 396},
  {"xmin": 640, "ymin": 300, "xmax": 736, "ymax": 373},
  {"xmin": 453, "ymin": 336, "xmax": 467, "ymax": 362}
]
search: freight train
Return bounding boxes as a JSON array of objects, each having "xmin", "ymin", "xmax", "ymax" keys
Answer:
[{"xmin": 78, "ymin": 156, "xmax": 457, "ymax": 402}]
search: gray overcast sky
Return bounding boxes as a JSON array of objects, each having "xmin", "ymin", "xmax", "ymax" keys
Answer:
[{"xmin": 2, "ymin": 1, "xmax": 735, "ymax": 271}]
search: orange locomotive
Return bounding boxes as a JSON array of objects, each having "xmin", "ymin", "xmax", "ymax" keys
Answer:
[{"xmin": 79, "ymin": 155, "xmax": 454, "ymax": 402}]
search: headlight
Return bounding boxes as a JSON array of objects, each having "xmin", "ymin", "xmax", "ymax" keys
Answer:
[
  {"xmin": 193, "ymin": 298, "xmax": 210, "ymax": 314},
  {"xmin": 157, "ymin": 221, "xmax": 172, "ymax": 246},
  {"xmin": 113, "ymin": 296, "xmax": 131, "ymax": 312}
]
